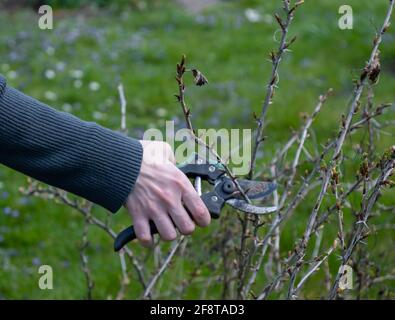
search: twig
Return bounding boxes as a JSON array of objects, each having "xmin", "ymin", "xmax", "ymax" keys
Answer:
[
  {"xmin": 80, "ymin": 218, "xmax": 94, "ymax": 299},
  {"xmin": 175, "ymin": 55, "xmax": 194, "ymax": 132},
  {"xmin": 286, "ymin": 0, "xmax": 394, "ymax": 298},
  {"xmin": 143, "ymin": 236, "xmax": 185, "ymax": 299},
  {"xmin": 22, "ymin": 183, "xmax": 148, "ymax": 293},
  {"xmin": 116, "ymin": 250, "xmax": 130, "ymax": 300},
  {"xmin": 242, "ymin": 90, "xmax": 332, "ymax": 297},
  {"xmin": 249, "ymin": 0, "xmax": 304, "ymax": 178},
  {"xmin": 328, "ymin": 149, "xmax": 395, "ymax": 299},
  {"xmin": 292, "ymin": 240, "xmax": 337, "ymax": 297}
]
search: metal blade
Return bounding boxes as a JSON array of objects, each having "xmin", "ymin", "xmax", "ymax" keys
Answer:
[
  {"xmin": 235, "ymin": 179, "xmax": 276, "ymax": 200},
  {"xmin": 226, "ymin": 198, "xmax": 277, "ymax": 215}
]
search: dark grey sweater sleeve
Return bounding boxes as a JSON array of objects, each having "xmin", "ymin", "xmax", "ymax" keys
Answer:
[{"xmin": 0, "ymin": 75, "xmax": 143, "ymax": 213}]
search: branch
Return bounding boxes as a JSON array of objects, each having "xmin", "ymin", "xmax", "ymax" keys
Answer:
[
  {"xmin": 286, "ymin": 0, "xmax": 394, "ymax": 298},
  {"xmin": 80, "ymin": 218, "xmax": 94, "ymax": 299},
  {"xmin": 143, "ymin": 236, "xmax": 185, "ymax": 299},
  {"xmin": 175, "ymin": 55, "xmax": 194, "ymax": 132},
  {"xmin": 328, "ymin": 149, "xmax": 395, "ymax": 299},
  {"xmin": 249, "ymin": 0, "xmax": 304, "ymax": 178},
  {"xmin": 242, "ymin": 90, "xmax": 332, "ymax": 297},
  {"xmin": 292, "ymin": 240, "xmax": 337, "ymax": 297},
  {"xmin": 116, "ymin": 250, "xmax": 130, "ymax": 300},
  {"xmin": 21, "ymin": 182, "xmax": 148, "ymax": 294}
]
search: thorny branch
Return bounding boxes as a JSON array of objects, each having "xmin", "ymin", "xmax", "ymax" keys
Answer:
[
  {"xmin": 328, "ymin": 150, "xmax": 395, "ymax": 299},
  {"xmin": 80, "ymin": 217, "xmax": 94, "ymax": 299},
  {"xmin": 21, "ymin": 183, "xmax": 149, "ymax": 296},
  {"xmin": 175, "ymin": 55, "xmax": 251, "ymax": 203},
  {"xmin": 240, "ymin": 0, "xmax": 304, "ymax": 299},
  {"xmin": 19, "ymin": 0, "xmax": 395, "ymax": 300},
  {"xmin": 143, "ymin": 236, "xmax": 186, "ymax": 299},
  {"xmin": 246, "ymin": 0, "xmax": 394, "ymax": 300},
  {"xmin": 243, "ymin": 89, "xmax": 332, "ymax": 298},
  {"xmin": 249, "ymin": 0, "xmax": 304, "ymax": 178},
  {"xmin": 285, "ymin": 0, "xmax": 395, "ymax": 299}
]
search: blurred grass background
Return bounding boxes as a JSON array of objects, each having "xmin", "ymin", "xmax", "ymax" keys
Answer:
[{"xmin": 0, "ymin": 0, "xmax": 394, "ymax": 299}]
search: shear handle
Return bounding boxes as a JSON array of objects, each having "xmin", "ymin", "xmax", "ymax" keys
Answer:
[
  {"xmin": 114, "ymin": 162, "xmax": 226, "ymax": 252},
  {"xmin": 178, "ymin": 163, "xmax": 225, "ymax": 181},
  {"xmin": 113, "ymin": 192, "xmax": 223, "ymax": 252}
]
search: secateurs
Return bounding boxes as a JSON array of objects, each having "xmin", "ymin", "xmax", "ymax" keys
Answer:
[{"xmin": 114, "ymin": 154, "xmax": 277, "ymax": 251}]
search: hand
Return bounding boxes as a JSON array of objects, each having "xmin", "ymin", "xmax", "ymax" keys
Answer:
[{"xmin": 124, "ymin": 140, "xmax": 211, "ymax": 247}]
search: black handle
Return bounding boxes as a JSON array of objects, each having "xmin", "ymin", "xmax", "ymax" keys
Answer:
[
  {"xmin": 113, "ymin": 196, "xmax": 223, "ymax": 252},
  {"xmin": 114, "ymin": 220, "xmax": 158, "ymax": 251},
  {"xmin": 114, "ymin": 160, "xmax": 227, "ymax": 252}
]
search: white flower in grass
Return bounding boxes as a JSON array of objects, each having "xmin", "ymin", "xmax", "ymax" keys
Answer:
[
  {"xmin": 62, "ymin": 103, "xmax": 73, "ymax": 112},
  {"xmin": 46, "ymin": 46, "xmax": 55, "ymax": 55},
  {"xmin": 156, "ymin": 108, "xmax": 167, "ymax": 117},
  {"xmin": 74, "ymin": 80, "xmax": 83, "ymax": 88},
  {"xmin": 56, "ymin": 61, "xmax": 66, "ymax": 71},
  {"xmin": 245, "ymin": 8, "xmax": 262, "ymax": 23},
  {"xmin": 92, "ymin": 111, "xmax": 105, "ymax": 120},
  {"xmin": 45, "ymin": 69, "xmax": 56, "ymax": 79},
  {"xmin": 89, "ymin": 81, "xmax": 100, "ymax": 91},
  {"xmin": 70, "ymin": 69, "xmax": 84, "ymax": 79},
  {"xmin": 44, "ymin": 91, "xmax": 57, "ymax": 101},
  {"xmin": 7, "ymin": 70, "xmax": 17, "ymax": 79}
]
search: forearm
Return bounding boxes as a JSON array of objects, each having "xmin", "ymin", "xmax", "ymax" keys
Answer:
[{"xmin": 0, "ymin": 75, "xmax": 143, "ymax": 213}]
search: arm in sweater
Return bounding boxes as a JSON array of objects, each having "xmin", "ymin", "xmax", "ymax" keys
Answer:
[
  {"xmin": 0, "ymin": 74, "xmax": 211, "ymax": 246},
  {"xmin": 0, "ymin": 74, "xmax": 143, "ymax": 213}
]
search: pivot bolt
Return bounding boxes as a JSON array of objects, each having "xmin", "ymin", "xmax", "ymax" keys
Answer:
[
  {"xmin": 209, "ymin": 165, "xmax": 215, "ymax": 172},
  {"xmin": 222, "ymin": 180, "xmax": 236, "ymax": 193},
  {"xmin": 211, "ymin": 196, "xmax": 218, "ymax": 202}
]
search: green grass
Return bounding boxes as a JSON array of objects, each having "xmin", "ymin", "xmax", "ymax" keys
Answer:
[{"xmin": 0, "ymin": 0, "xmax": 394, "ymax": 299}]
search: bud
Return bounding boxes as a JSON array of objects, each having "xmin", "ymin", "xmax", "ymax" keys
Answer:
[{"xmin": 191, "ymin": 69, "xmax": 209, "ymax": 86}]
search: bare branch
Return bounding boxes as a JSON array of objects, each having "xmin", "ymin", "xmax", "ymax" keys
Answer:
[
  {"xmin": 143, "ymin": 236, "xmax": 186, "ymax": 299},
  {"xmin": 249, "ymin": 0, "xmax": 303, "ymax": 178}
]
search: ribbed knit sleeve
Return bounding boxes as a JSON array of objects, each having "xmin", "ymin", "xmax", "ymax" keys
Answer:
[{"xmin": 0, "ymin": 75, "xmax": 143, "ymax": 213}]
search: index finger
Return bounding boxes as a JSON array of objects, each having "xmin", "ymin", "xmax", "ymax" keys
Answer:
[{"xmin": 181, "ymin": 177, "xmax": 211, "ymax": 227}]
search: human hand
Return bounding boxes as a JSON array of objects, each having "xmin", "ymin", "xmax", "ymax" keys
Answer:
[{"xmin": 124, "ymin": 140, "xmax": 211, "ymax": 247}]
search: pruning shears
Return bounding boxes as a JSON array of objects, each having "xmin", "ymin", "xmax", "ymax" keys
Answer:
[{"xmin": 114, "ymin": 154, "xmax": 277, "ymax": 251}]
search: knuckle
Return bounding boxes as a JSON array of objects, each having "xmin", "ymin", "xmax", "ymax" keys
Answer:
[
  {"xmin": 165, "ymin": 199, "xmax": 175, "ymax": 210},
  {"xmin": 194, "ymin": 206, "xmax": 210, "ymax": 225},
  {"xmin": 158, "ymin": 192, "xmax": 174, "ymax": 208},
  {"xmin": 181, "ymin": 223, "xmax": 195, "ymax": 235},
  {"xmin": 145, "ymin": 204, "xmax": 158, "ymax": 216},
  {"xmin": 136, "ymin": 228, "xmax": 151, "ymax": 241},
  {"xmin": 162, "ymin": 232, "xmax": 177, "ymax": 241},
  {"xmin": 167, "ymin": 201, "xmax": 179, "ymax": 213}
]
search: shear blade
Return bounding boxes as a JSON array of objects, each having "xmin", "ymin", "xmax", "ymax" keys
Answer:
[
  {"xmin": 226, "ymin": 199, "xmax": 277, "ymax": 215},
  {"xmin": 236, "ymin": 179, "xmax": 276, "ymax": 200}
]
